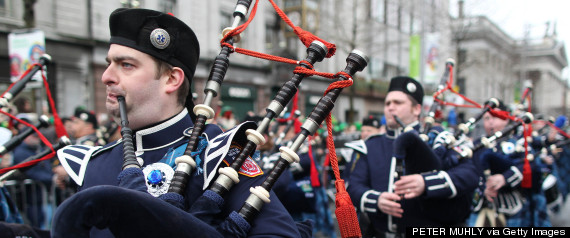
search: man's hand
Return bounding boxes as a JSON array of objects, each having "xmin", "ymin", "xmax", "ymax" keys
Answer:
[
  {"xmin": 377, "ymin": 192, "xmax": 403, "ymax": 218},
  {"xmin": 484, "ymin": 174, "xmax": 506, "ymax": 202},
  {"xmin": 542, "ymin": 155, "xmax": 554, "ymax": 165},
  {"xmin": 53, "ymin": 165, "xmax": 69, "ymax": 189},
  {"xmin": 394, "ymin": 174, "xmax": 425, "ymax": 199}
]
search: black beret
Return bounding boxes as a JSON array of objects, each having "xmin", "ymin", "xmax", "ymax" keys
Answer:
[
  {"xmin": 74, "ymin": 108, "xmax": 98, "ymax": 128},
  {"xmin": 362, "ymin": 115, "xmax": 381, "ymax": 128},
  {"xmin": 109, "ymin": 8, "xmax": 199, "ymax": 118},
  {"xmin": 388, "ymin": 76, "xmax": 424, "ymax": 105},
  {"xmin": 485, "ymin": 98, "xmax": 508, "ymax": 112}
]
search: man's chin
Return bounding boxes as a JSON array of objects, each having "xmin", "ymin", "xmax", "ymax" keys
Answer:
[{"xmin": 106, "ymin": 106, "xmax": 120, "ymax": 119}]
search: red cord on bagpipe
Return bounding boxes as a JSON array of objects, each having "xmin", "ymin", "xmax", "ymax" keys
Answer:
[
  {"xmin": 214, "ymin": 1, "xmax": 359, "ymax": 236},
  {"xmin": 538, "ymin": 120, "xmax": 570, "ymax": 139},
  {"xmin": 433, "ymin": 64, "xmax": 482, "ymax": 109},
  {"xmin": 0, "ymin": 63, "xmax": 68, "ymax": 175},
  {"xmin": 323, "ymin": 76, "xmax": 361, "ymax": 238},
  {"xmin": 221, "ymin": 0, "xmax": 337, "ymax": 127}
]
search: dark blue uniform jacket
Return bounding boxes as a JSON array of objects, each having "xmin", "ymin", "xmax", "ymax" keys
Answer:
[
  {"xmin": 347, "ymin": 123, "xmax": 478, "ymax": 233},
  {"xmin": 56, "ymin": 109, "xmax": 300, "ymax": 237}
]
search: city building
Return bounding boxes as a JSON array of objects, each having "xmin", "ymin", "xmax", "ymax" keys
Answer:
[{"xmin": 0, "ymin": 0, "xmax": 567, "ymax": 125}]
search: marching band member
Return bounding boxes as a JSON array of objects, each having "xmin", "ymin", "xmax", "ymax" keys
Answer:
[
  {"xmin": 53, "ymin": 8, "xmax": 301, "ymax": 237},
  {"xmin": 468, "ymin": 101, "xmax": 525, "ymax": 226},
  {"xmin": 469, "ymin": 101, "xmax": 552, "ymax": 227},
  {"xmin": 347, "ymin": 76, "xmax": 478, "ymax": 237},
  {"xmin": 343, "ymin": 115, "xmax": 382, "ymax": 183}
]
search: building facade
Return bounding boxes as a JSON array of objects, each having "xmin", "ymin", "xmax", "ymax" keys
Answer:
[
  {"xmin": 0, "ymin": 0, "xmax": 567, "ymax": 125},
  {"xmin": 452, "ymin": 15, "xmax": 568, "ymax": 119}
]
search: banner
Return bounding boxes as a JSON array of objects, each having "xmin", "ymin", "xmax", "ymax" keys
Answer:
[
  {"xmin": 424, "ymin": 32, "xmax": 440, "ymax": 84},
  {"xmin": 8, "ymin": 30, "xmax": 46, "ymax": 83},
  {"xmin": 409, "ymin": 34, "xmax": 421, "ymax": 79}
]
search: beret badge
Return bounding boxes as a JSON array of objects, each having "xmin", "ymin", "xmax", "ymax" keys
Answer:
[
  {"xmin": 150, "ymin": 28, "xmax": 170, "ymax": 49},
  {"xmin": 406, "ymin": 82, "xmax": 417, "ymax": 93},
  {"xmin": 80, "ymin": 113, "xmax": 89, "ymax": 121}
]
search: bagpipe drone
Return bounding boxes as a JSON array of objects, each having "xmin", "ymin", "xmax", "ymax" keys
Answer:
[{"xmin": 0, "ymin": 54, "xmax": 71, "ymax": 232}]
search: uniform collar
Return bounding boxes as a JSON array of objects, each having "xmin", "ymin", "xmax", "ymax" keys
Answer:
[
  {"xmin": 385, "ymin": 120, "xmax": 420, "ymax": 138},
  {"xmin": 134, "ymin": 108, "xmax": 193, "ymax": 152}
]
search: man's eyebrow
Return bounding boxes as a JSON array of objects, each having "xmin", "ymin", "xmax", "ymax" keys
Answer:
[{"xmin": 105, "ymin": 55, "xmax": 138, "ymax": 63}]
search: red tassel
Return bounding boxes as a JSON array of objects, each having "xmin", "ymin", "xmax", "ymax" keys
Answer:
[
  {"xmin": 307, "ymin": 139, "xmax": 320, "ymax": 187},
  {"xmin": 294, "ymin": 118, "xmax": 302, "ymax": 134},
  {"xmin": 334, "ymin": 180, "xmax": 361, "ymax": 238},
  {"xmin": 521, "ymin": 157, "xmax": 532, "ymax": 188},
  {"xmin": 521, "ymin": 124, "xmax": 532, "ymax": 188}
]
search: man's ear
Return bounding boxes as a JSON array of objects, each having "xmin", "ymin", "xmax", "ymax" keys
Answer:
[
  {"xmin": 412, "ymin": 103, "xmax": 422, "ymax": 118},
  {"xmin": 164, "ymin": 67, "xmax": 185, "ymax": 94}
]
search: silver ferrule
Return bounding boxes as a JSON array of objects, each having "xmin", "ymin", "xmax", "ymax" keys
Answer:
[
  {"xmin": 204, "ymin": 80, "xmax": 221, "ymax": 96},
  {"xmin": 301, "ymin": 118, "xmax": 319, "ymax": 135},
  {"xmin": 215, "ymin": 174, "xmax": 235, "ymax": 190},
  {"xmin": 175, "ymin": 162, "xmax": 193, "ymax": 175},
  {"xmin": 245, "ymin": 194, "xmax": 265, "ymax": 211},
  {"xmin": 267, "ymin": 101, "xmax": 284, "ymax": 115}
]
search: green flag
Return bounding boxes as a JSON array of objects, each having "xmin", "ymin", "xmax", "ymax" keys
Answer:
[{"xmin": 409, "ymin": 34, "xmax": 421, "ymax": 78}]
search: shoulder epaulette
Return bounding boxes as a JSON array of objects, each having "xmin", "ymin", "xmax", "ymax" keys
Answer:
[
  {"xmin": 57, "ymin": 141, "xmax": 120, "ymax": 186},
  {"xmin": 202, "ymin": 121, "xmax": 257, "ymax": 190},
  {"xmin": 344, "ymin": 139, "xmax": 367, "ymax": 155}
]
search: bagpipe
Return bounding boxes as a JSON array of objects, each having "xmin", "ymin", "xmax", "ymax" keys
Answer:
[
  {"xmin": 384, "ymin": 59, "xmax": 538, "ymax": 230},
  {"xmin": 387, "ymin": 115, "xmax": 438, "ymax": 232},
  {"xmin": 526, "ymin": 115, "xmax": 570, "ymax": 211},
  {"xmin": 0, "ymin": 137, "xmax": 71, "ymax": 182},
  {"xmin": 387, "ymin": 113, "xmax": 471, "ymax": 231},
  {"xmin": 236, "ymin": 49, "xmax": 367, "ymax": 237},
  {"xmin": 421, "ymin": 58, "xmax": 454, "ymax": 138},
  {"xmin": 51, "ymin": 1, "xmax": 368, "ymax": 237},
  {"xmin": 0, "ymin": 55, "xmax": 51, "ymax": 110},
  {"xmin": 0, "ymin": 115, "xmax": 50, "ymax": 156},
  {"xmin": 0, "ymin": 53, "xmax": 71, "ymax": 235},
  {"xmin": 0, "ymin": 53, "xmax": 70, "ymax": 178}
]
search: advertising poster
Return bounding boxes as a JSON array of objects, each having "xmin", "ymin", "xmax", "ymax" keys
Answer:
[{"xmin": 8, "ymin": 30, "xmax": 46, "ymax": 84}]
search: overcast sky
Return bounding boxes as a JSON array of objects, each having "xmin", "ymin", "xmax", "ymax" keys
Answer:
[{"xmin": 449, "ymin": 0, "xmax": 570, "ymax": 78}]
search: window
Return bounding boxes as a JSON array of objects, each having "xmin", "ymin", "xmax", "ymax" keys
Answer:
[
  {"xmin": 266, "ymin": 23, "xmax": 277, "ymax": 51},
  {"xmin": 371, "ymin": 0, "xmax": 385, "ymax": 22},
  {"xmin": 220, "ymin": 11, "xmax": 231, "ymax": 33},
  {"xmin": 305, "ymin": 0, "xmax": 318, "ymax": 9},
  {"xmin": 284, "ymin": 0, "xmax": 301, "ymax": 8},
  {"xmin": 369, "ymin": 57, "xmax": 383, "ymax": 79},
  {"xmin": 386, "ymin": 0, "xmax": 399, "ymax": 28},
  {"xmin": 121, "ymin": 0, "xmax": 143, "ymax": 8},
  {"xmin": 401, "ymin": 10, "xmax": 410, "ymax": 34}
]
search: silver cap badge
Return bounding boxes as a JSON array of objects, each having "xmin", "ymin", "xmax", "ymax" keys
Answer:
[
  {"xmin": 150, "ymin": 28, "xmax": 170, "ymax": 49},
  {"xmin": 406, "ymin": 82, "xmax": 417, "ymax": 93}
]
